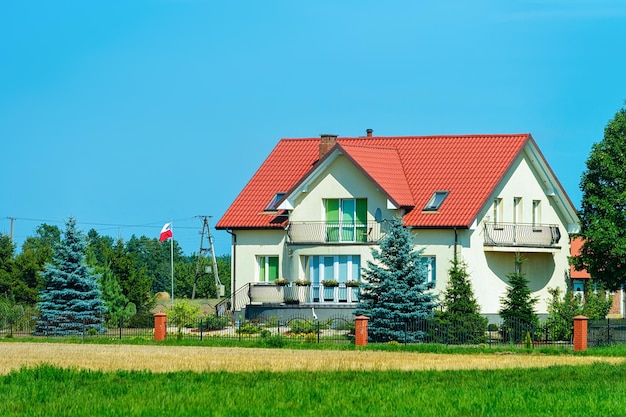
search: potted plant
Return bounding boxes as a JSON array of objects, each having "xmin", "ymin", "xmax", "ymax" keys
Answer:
[
  {"xmin": 345, "ymin": 280, "xmax": 360, "ymax": 287},
  {"xmin": 321, "ymin": 279, "xmax": 339, "ymax": 287},
  {"xmin": 293, "ymin": 279, "xmax": 311, "ymax": 303},
  {"xmin": 274, "ymin": 278, "xmax": 289, "ymax": 286}
]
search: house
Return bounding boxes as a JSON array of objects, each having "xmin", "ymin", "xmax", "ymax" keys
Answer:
[
  {"xmin": 570, "ymin": 238, "xmax": 624, "ymax": 318},
  {"xmin": 216, "ymin": 130, "xmax": 580, "ymax": 321}
]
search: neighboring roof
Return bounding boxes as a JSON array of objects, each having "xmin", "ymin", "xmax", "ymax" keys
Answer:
[
  {"xmin": 570, "ymin": 237, "xmax": 591, "ymax": 279},
  {"xmin": 216, "ymin": 133, "xmax": 575, "ymax": 230}
]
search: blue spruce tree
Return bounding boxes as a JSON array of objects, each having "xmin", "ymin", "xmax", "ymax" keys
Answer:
[
  {"xmin": 355, "ymin": 218, "xmax": 438, "ymax": 342},
  {"xmin": 35, "ymin": 217, "xmax": 106, "ymax": 336}
]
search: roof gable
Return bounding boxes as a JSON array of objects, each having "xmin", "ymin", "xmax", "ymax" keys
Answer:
[{"xmin": 338, "ymin": 144, "xmax": 414, "ymax": 208}]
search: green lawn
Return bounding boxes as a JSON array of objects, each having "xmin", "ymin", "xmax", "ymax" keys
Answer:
[{"xmin": 1, "ymin": 363, "xmax": 624, "ymax": 416}]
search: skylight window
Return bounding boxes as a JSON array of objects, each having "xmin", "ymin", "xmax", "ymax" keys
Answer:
[
  {"xmin": 424, "ymin": 191, "xmax": 449, "ymax": 211},
  {"xmin": 264, "ymin": 193, "xmax": 286, "ymax": 211}
]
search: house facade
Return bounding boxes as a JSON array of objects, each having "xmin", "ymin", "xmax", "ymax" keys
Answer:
[{"xmin": 216, "ymin": 131, "xmax": 580, "ymax": 321}]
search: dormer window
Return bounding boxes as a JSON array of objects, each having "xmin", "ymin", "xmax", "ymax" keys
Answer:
[
  {"xmin": 264, "ymin": 193, "xmax": 286, "ymax": 211},
  {"xmin": 424, "ymin": 191, "xmax": 449, "ymax": 211}
]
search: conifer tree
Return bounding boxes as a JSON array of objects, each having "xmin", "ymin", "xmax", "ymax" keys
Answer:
[
  {"xmin": 355, "ymin": 218, "xmax": 438, "ymax": 342},
  {"xmin": 438, "ymin": 257, "xmax": 487, "ymax": 344},
  {"xmin": 499, "ymin": 253, "xmax": 538, "ymax": 342},
  {"xmin": 97, "ymin": 263, "xmax": 136, "ymax": 327},
  {"xmin": 34, "ymin": 217, "xmax": 106, "ymax": 336}
]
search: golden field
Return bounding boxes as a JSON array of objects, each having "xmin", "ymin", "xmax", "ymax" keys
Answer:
[{"xmin": 0, "ymin": 342, "xmax": 623, "ymax": 374}]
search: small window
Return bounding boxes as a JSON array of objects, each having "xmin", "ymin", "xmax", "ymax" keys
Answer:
[
  {"xmin": 264, "ymin": 193, "xmax": 286, "ymax": 211},
  {"xmin": 424, "ymin": 191, "xmax": 449, "ymax": 211},
  {"xmin": 421, "ymin": 256, "xmax": 436, "ymax": 284}
]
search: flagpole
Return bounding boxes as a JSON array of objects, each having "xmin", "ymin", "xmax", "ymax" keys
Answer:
[{"xmin": 170, "ymin": 220, "xmax": 174, "ymax": 307}]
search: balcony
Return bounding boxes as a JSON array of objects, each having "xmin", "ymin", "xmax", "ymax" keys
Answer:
[
  {"xmin": 287, "ymin": 221, "xmax": 386, "ymax": 244},
  {"xmin": 483, "ymin": 222, "xmax": 561, "ymax": 252}
]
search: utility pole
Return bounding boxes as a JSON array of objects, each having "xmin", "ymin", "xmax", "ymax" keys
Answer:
[
  {"xmin": 192, "ymin": 216, "xmax": 222, "ymax": 299},
  {"xmin": 7, "ymin": 217, "xmax": 15, "ymax": 244}
]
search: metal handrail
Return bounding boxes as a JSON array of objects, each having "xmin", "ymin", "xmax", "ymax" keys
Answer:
[
  {"xmin": 483, "ymin": 222, "xmax": 561, "ymax": 247},
  {"xmin": 287, "ymin": 221, "xmax": 387, "ymax": 244},
  {"xmin": 215, "ymin": 283, "xmax": 251, "ymax": 316}
]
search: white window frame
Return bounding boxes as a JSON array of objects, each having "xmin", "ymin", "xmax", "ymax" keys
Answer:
[{"xmin": 421, "ymin": 256, "xmax": 436, "ymax": 284}]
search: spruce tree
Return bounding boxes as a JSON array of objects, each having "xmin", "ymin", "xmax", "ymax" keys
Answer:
[
  {"xmin": 498, "ymin": 253, "xmax": 538, "ymax": 342},
  {"xmin": 35, "ymin": 217, "xmax": 106, "ymax": 336},
  {"xmin": 438, "ymin": 257, "xmax": 487, "ymax": 344},
  {"xmin": 355, "ymin": 218, "xmax": 438, "ymax": 342}
]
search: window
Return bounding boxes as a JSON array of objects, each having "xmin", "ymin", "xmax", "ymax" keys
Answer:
[
  {"xmin": 424, "ymin": 191, "xmax": 449, "ymax": 211},
  {"xmin": 257, "ymin": 256, "xmax": 279, "ymax": 282},
  {"xmin": 513, "ymin": 197, "xmax": 522, "ymax": 224},
  {"xmin": 325, "ymin": 198, "xmax": 367, "ymax": 242},
  {"xmin": 493, "ymin": 198, "xmax": 503, "ymax": 224},
  {"xmin": 572, "ymin": 279, "xmax": 585, "ymax": 294},
  {"xmin": 421, "ymin": 256, "xmax": 436, "ymax": 284},
  {"xmin": 304, "ymin": 255, "xmax": 361, "ymax": 284},
  {"xmin": 264, "ymin": 193, "xmax": 286, "ymax": 211},
  {"xmin": 532, "ymin": 200, "xmax": 541, "ymax": 226}
]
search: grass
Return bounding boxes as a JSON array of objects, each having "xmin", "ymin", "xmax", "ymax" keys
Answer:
[{"xmin": 1, "ymin": 363, "xmax": 626, "ymax": 416}]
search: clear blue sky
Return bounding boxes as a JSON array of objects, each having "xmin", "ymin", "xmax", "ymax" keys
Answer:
[{"xmin": 2, "ymin": 1, "xmax": 626, "ymax": 256}]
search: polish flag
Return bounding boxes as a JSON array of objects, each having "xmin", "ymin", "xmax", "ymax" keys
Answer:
[{"xmin": 159, "ymin": 223, "xmax": 173, "ymax": 242}]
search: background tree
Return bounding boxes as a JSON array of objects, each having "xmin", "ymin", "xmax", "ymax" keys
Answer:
[
  {"xmin": 573, "ymin": 106, "xmax": 626, "ymax": 290},
  {"xmin": 11, "ymin": 224, "xmax": 61, "ymax": 304},
  {"xmin": 127, "ymin": 235, "xmax": 184, "ymax": 294},
  {"xmin": 34, "ymin": 217, "xmax": 106, "ymax": 336},
  {"xmin": 107, "ymin": 238, "xmax": 153, "ymax": 325},
  {"xmin": 355, "ymin": 218, "xmax": 438, "ymax": 342},
  {"xmin": 0, "ymin": 234, "xmax": 16, "ymax": 298},
  {"xmin": 499, "ymin": 253, "xmax": 538, "ymax": 342},
  {"xmin": 437, "ymin": 257, "xmax": 487, "ymax": 344}
]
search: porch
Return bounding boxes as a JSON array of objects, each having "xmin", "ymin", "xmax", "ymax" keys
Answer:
[{"xmin": 216, "ymin": 283, "xmax": 361, "ymax": 319}]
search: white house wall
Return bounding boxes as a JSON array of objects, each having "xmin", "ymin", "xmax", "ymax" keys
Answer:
[
  {"xmin": 462, "ymin": 154, "xmax": 572, "ymax": 317},
  {"xmin": 231, "ymin": 229, "xmax": 287, "ymax": 287}
]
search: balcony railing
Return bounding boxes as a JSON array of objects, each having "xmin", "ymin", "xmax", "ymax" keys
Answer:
[
  {"xmin": 247, "ymin": 283, "xmax": 360, "ymax": 305},
  {"xmin": 287, "ymin": 221, "xmax": 386, "ymax": 244},
  {"xmin": 483, "ymin": 222, "xmax": 561, "ymax": 248}
]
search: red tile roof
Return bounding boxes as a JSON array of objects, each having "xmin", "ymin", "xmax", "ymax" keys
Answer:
[{"xmin": 216, "ymin": 134, "xmax": 532, "ymax": 229}]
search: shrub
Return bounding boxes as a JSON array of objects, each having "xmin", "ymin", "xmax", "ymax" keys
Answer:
[
  {"xmin": 203, "ymin": 315, "xmax": 230, "ymax": 331},
  {"xmin": 236, "ymin": 322, "xmax": 262, "ymax": 335}
]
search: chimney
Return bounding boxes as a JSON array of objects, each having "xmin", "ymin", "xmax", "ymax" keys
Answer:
[
  {"xmin": 319, "ymin": 134, "xmax": 338, "ymax": 158},
  {"xmin": 366, "ymin": 129, "xmax": 373, "ymax": 137}
]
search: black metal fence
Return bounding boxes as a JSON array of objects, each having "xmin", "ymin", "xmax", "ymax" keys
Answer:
[
  {"xmin": 12, "ymin": 309, "xmax": 626, "ymax": 349},
  {"xmin": 588, "ymin": 318, "xmax": 626, "ymax": 346},
  {"xmin": 0, "ymin": 308, "xmax": 581, "ymax": 348},
  {"xmin": 368, "ymin": 317, "xmax": 573, "ymax": 348}
]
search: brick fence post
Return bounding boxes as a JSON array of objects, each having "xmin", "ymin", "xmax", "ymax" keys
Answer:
[
  {"xmin": 355, "ymin": 315, "xmax": 369, "ymax": 346},
  {"xmin": 154, "ymin": 312, "xmax": 167, "ymax": 341},
  {"xmin": 573, "ymin": 315, "xmax": 588, "ymax": 351}
]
